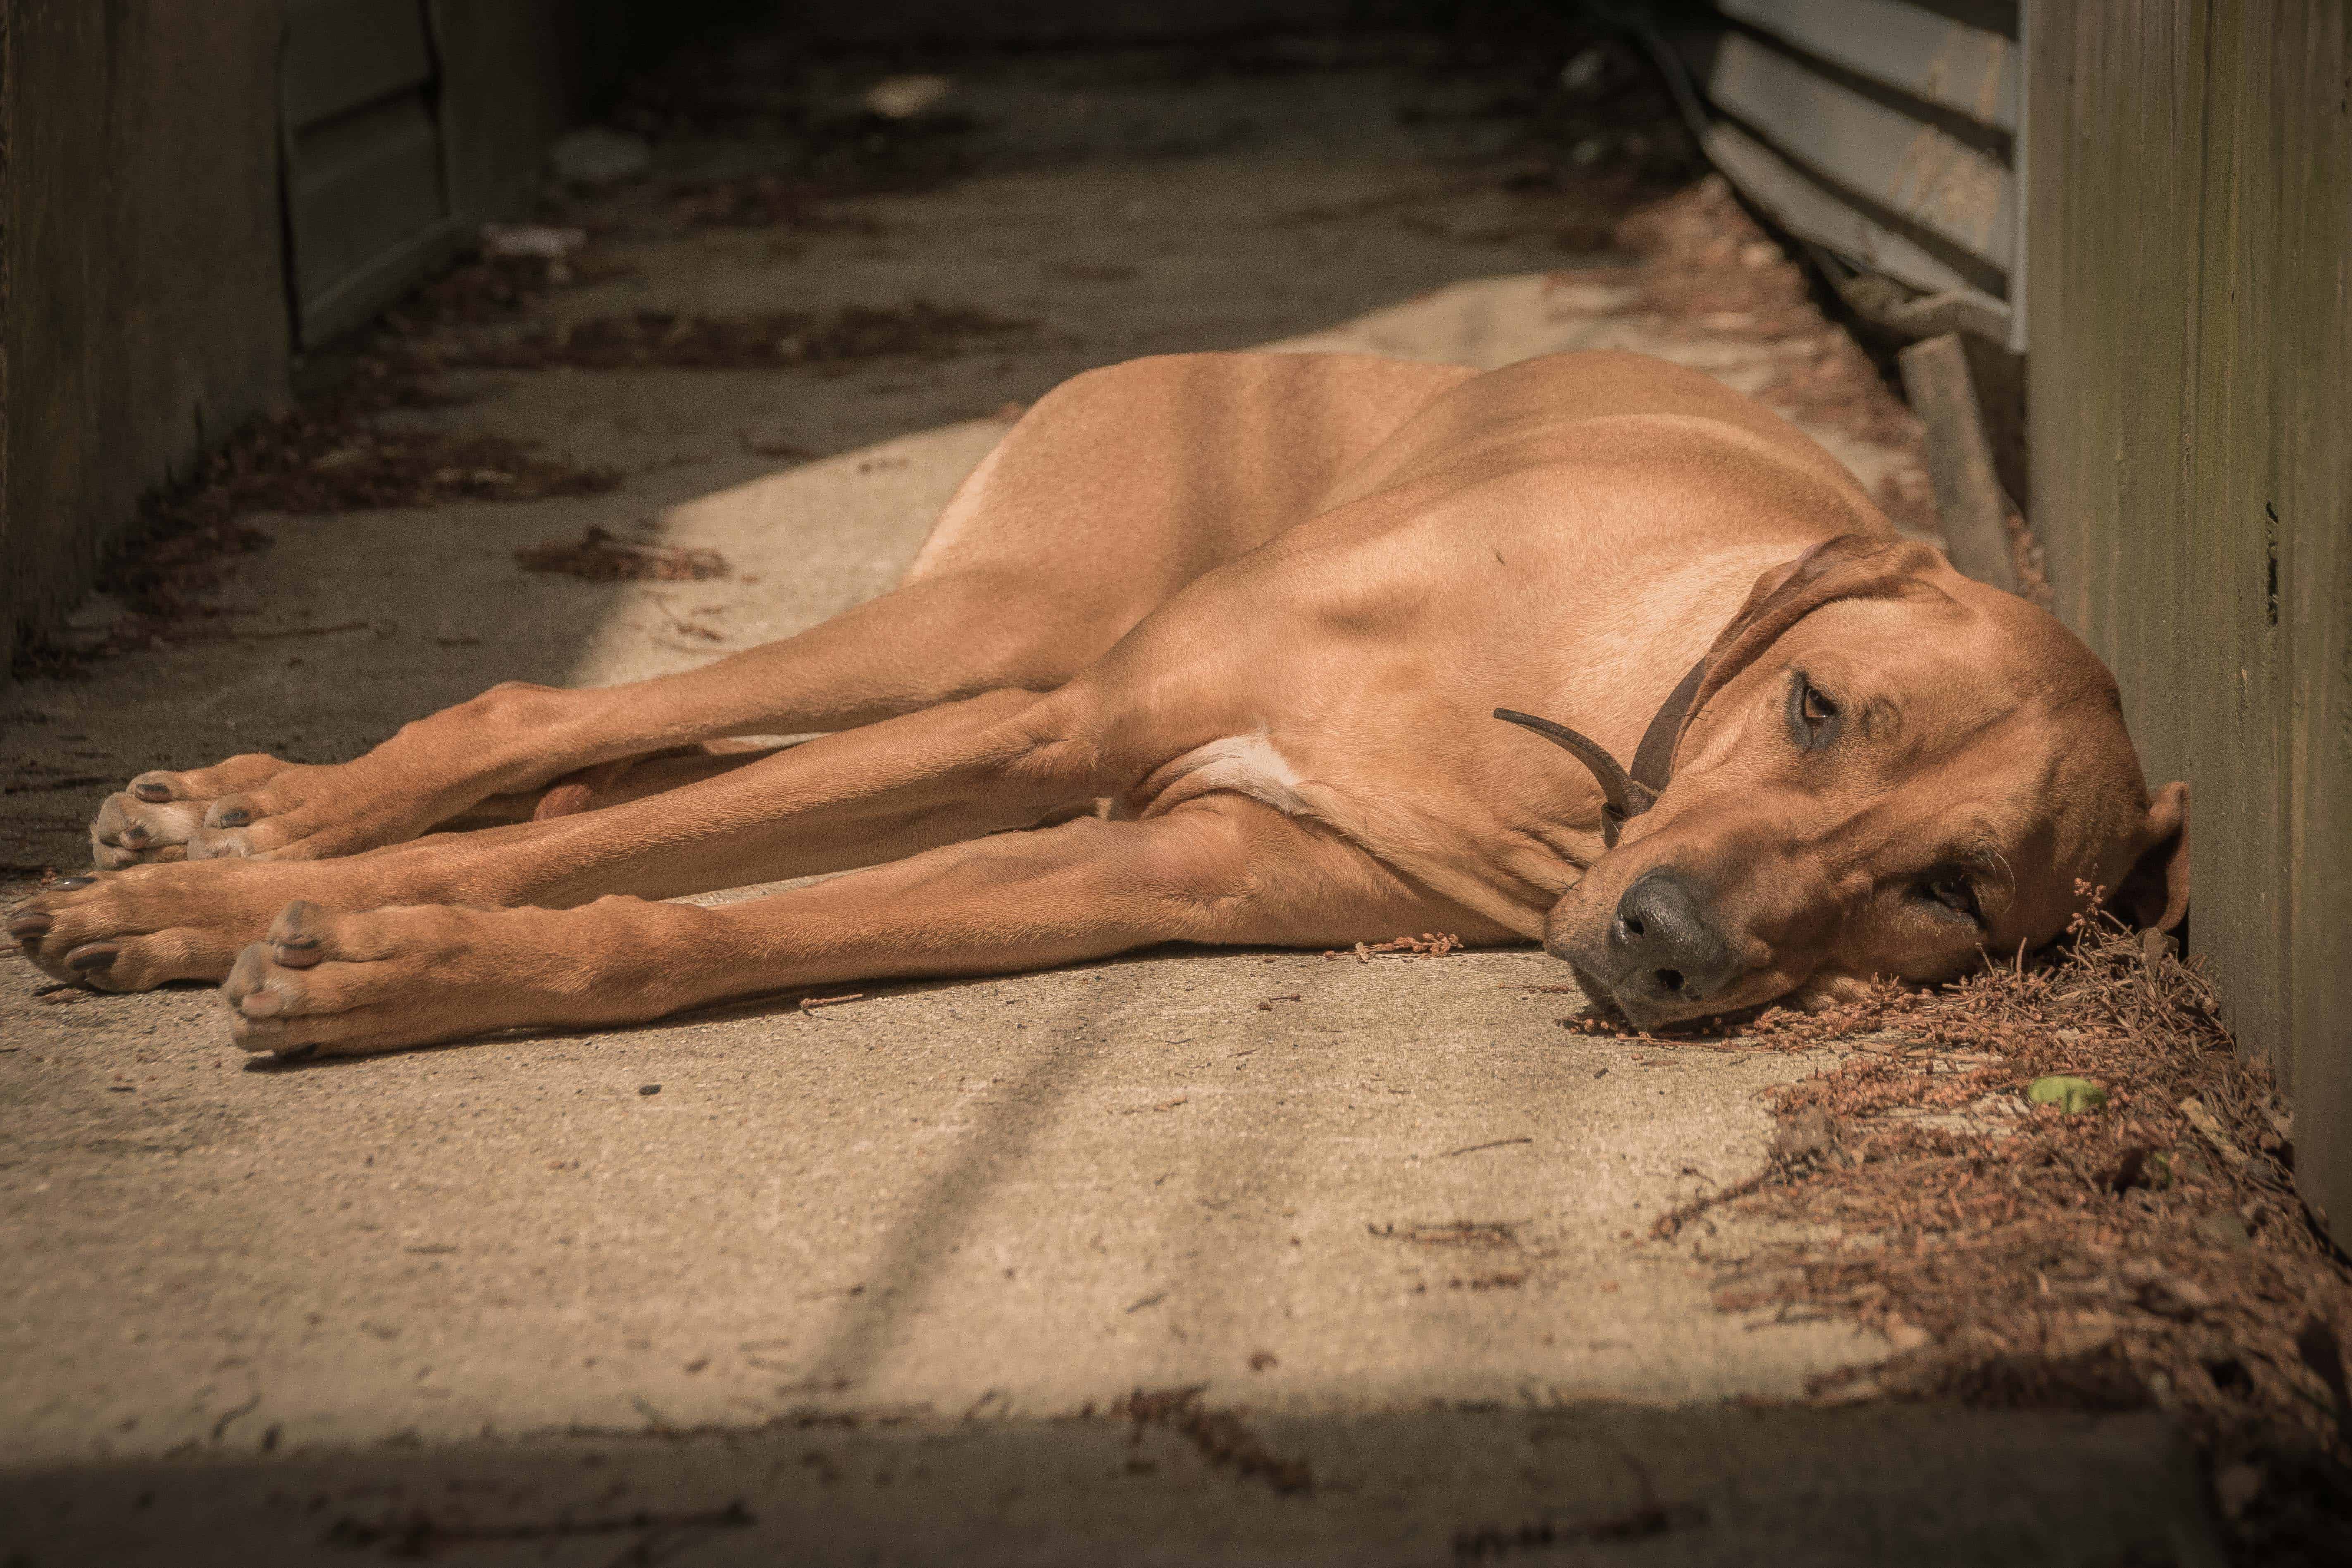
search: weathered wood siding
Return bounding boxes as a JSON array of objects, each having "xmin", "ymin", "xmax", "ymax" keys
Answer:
[
  {"xmin": 1701, "ymin": 0, "xmax": 2023, "ymax": 347},
  {"xmin": 0, "ymin": 1, "xmax": 636, "ymax": 666},
  {"xmin": 2028, "ymin": 0, "xmax": 2351, "ymax": 1242}
]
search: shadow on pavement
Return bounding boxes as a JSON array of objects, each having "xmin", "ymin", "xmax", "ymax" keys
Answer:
[{"xmin": 2, "ymin": 1398, "xmax": 2215, "ymax": 1568}]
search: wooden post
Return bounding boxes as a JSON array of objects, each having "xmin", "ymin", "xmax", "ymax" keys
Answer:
[{"xmin": 1897, "ymin": 332, "xmax": 2021, "ymax": 595}]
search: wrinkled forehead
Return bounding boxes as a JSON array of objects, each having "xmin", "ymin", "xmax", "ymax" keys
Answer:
[
  {"xmin": 1789, "ymin": 591, "xmax": 2127, "ymax": 727},
  {"xmin": 1763, "ymin": 594, "xmax": 2150, "ymax": 840}
]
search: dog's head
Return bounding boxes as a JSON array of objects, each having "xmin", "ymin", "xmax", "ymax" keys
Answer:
[{"xmin": 1542, "ymin": 534, "xmax": 2189, "ymax": 1027}]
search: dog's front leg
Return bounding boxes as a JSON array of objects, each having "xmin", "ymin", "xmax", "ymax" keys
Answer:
[
  {"xmin": 83, "ymin": 679, "xmax": 645, "ymax": 869},
  {"xmin": 86, "ymin": 566, "xmax": 1124, "ymax": 872},
  {"xmin": 19, "ymin": 688, "xmax": 1092, "ymax": 991},
  {"xmin": 214, "ymin": 796, "xmax": 1514, "ymax": 1058}
]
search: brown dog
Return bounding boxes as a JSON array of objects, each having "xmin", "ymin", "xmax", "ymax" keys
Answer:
[{"xmin": 8, "ymin": 350, "xmax": 2188, "ymax": 1054}]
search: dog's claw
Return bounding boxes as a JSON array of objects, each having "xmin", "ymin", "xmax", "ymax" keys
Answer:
[{"xmin": 66, "ymin": 943, "xmax": 119, "ymax": 973}]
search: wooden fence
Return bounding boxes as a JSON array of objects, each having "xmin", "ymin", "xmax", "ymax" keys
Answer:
[{"xmin": 2026, "ymin": 0, "xmax": 2351, "ymax": 1242}]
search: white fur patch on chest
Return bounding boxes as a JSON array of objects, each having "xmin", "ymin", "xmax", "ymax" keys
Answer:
[{"xmin": 1164, "ymin": 733, "xmax": 1313, "ymax": 816}]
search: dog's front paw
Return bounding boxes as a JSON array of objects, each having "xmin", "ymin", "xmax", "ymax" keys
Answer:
[
  {"xmin": 89, "ymin": 753, "xmax": 292, "ymax": 868},
  {"xmin": 220, "ymin": 899, "xmax": 648, "ymax": 1057},
  {"xmin": 88, "ymin": 753, "xmax": 445, "ymax": 869},
  {"xmin": 7, "ymin": 861, "xmax": 330, "ymax": 990}
]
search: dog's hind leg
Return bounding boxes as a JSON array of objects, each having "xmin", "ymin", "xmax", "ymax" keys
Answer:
[
  {"xmin": 91, "ymin": 352, "xmax": 1468, "ymax": 871},
  {"xmin": 211, "ymin": 795, "xmax": 1519, "ymax": 1057}
]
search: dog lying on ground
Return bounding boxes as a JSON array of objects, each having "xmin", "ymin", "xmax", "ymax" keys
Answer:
[{"xmin": 10, "ymin": 350, "xmax": 2188, "ymax": 1056}]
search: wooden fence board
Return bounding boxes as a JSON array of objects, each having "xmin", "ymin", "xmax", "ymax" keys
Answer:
[{"xmin": 2028, "ymin": 0, "xmax": 2352, "ymax": 1242}]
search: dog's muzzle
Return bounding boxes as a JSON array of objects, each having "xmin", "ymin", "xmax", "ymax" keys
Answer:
[
  {"xmin": 1502, "ymin": 656, "xmax": 1735, "ymax": 1022},
  {"xmin": 1604, "ymin": 867, "xmax": 1740, "ymax": 1007}
]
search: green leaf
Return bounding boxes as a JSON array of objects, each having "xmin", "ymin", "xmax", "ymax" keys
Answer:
[{"xmin": 2028, "ymin": 1075, "xmax": 2108, "ymax": 1114}]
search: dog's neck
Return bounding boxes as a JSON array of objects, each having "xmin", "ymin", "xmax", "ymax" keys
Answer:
[
  {"xmin": 1628, "ymin": 653, "xmax": 1709, "ymax": 801},
  {"xmin": 1494, "ymin": 648, "xmax": 1709, "ymax": 848}
]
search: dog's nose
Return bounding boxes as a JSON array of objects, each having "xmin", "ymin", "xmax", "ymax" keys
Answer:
[{"xmin": 1608, "ymin": 870, "xmax": 1738, "ymax": 1006}]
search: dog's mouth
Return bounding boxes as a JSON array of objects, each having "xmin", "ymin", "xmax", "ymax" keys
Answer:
[
  {"xmin": 1563, "ymin": 953, "xmax": 1790, "ymax": 1033},
  {"xmin": 1551, "ymin": 888, "xmax": 1798, "ymax": 1027},
  {"xmin": 1566, "ymin": 960, "xmax": 1689, "ymax": 1029},
  {"xmin": 1563, "ymin": 958, "xmax": 1638, "ymax": 1022}
]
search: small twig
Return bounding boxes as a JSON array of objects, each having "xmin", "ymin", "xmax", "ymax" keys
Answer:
[
  {"xmin": 1650, "ymin": 1169, "xmax": 1775, "ymax": 1241},
  {"xmin": 798, "ymin": 992, "xmax": 864, "ymax": 1014},
  {"xmin": 226, "ymin": 618, "xmax": 396, "ymax": 642},
  {"xmin": 1440, "ymin": 1136, "xmax": 1534, "ymax": 1159},
  {"xmin": 645, "ymin": 592, "xmax": 725, "ymax": 641}
]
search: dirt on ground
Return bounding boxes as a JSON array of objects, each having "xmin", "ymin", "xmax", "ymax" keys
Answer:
[
  {"xmin": 514, "ymin": 525, "xmax": 734, "ymax": 584},
  {"xmin": 1589, "ymin": 906, "xmax": 2352, "ymax": 1564},
  {"xmin": 20, "ymin": 372, "xmax": 621, "ymax": 672},
  {"xmin": 428, "ymin": 301, "xmax": 1035, "ymax": 374}
]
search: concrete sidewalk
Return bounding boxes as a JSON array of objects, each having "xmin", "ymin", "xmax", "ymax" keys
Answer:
[{"xmin": 1, "ymin": 39, "xmax": 2215, "ymax": 1566}]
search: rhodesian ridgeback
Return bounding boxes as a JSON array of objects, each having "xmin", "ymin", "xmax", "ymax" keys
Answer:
[{"xmin": 11, "ymin": 350, "xmax": 2189, "ymax": 1054}]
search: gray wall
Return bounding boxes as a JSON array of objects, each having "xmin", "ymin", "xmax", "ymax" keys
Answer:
[
  {"xmin": 0, "ymin": 0, "xmax": 622, "ymax": 669},
  {"xmin": 3, "ymin": 0, "xmax": 294, "ymax": 665},
  {"xmin": 2027, "ymin": 0, "xmax": 2352, "ymax": 1244},
  {"xmin": 777, "ymin": 0, "xmax": 1357, "ymax": 45}
]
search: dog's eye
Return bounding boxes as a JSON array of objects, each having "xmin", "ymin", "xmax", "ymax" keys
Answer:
[
  {"xmin": 1916, "ymin": 874, "xmax": 1980, "ymax": 922},
  {"xmin": 1786, "ymin": 674, "xmax": 1841, "ymax": 749}
]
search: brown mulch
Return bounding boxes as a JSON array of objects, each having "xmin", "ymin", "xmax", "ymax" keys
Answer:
[
  {"xmin": 1115, "ymin": 1386, "xmax": 1313, "ymax": 1496},
  {"xmin": 2007, "ymin": 504, "xmax": 2054, "ymax": 608},
  {"xmin": 24, "ymin": 361, "xmax": 620, "ymax": 669},
  {"xmin": 379, "ymin": 252, "xmax": 634, "ymax": 338},
  {"xmin": 1869, "ymin": 467, "xmax": 1942, "ymax": 539},
  {"xmin": 1325, "ymin": 932, "xmax": 1466, "ymax": 961},
  {"xmin": 242, "ymin": 424, "xmax": 620, "ymax": 513},
  {"xmin": 1615, "ymin": 900, "xmax": 2352, "ymax": 1561},
  {"xmin": 663, "ymin": 173, "xmax": 886, "ymax": 235},
  {"xmin": 425, "ymin": 302, "xmax": 1033, "ymax": 374},
  {"xmin": 1568, "ymin": 176, "xmax": 1925, "ymax": 456},
  {"xmin": 516, "ymin": 526, "xmax": 730, "ymax": 583}
]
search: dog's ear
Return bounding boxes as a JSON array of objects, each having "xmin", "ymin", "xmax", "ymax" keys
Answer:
[
  {"xmin": 1668, "ymin": 534, "xmax": 1944, "ymax": 759},
  {"xmin": 2116, "ymin": 779, "xmax": 2190, "ymax": 932}
]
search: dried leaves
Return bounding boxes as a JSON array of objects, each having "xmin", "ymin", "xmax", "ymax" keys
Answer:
[
  {"xmin": 665, "ymin": 173, "xmax": 886, "ymax": 234},
  {"xmin": 1641, "ymin": 907, "xmax": 2351, "ymax": 1554},
  {"xmin": 266, "ymin": 431, "xmax": 619, "ymax": 512},
  {"xmin": 1115, "ymin": 1386, "xmax": 1312, "ymax": 1496},
  {"xmin": 155, "ymin": 390, "xmax": 617, "ymax": 531},
  {"xmin": 1325, "ymin": 932, "xmax": 1466, "ymax": 961},
  {"xmin": 432, "ymin": 302, "xmax": 1032, "ymax": 374},
  {"xmin": 1369, "ymin": 1220, "xmax": 1520, "ymax": 1249},
  {"xmin": 381, "ymin": 253, "xmax": 617, "ymax": 336},
  {"xmin": 1576, "ymin": 176, "xmax": 1925, "ymax": 452},
  {"xmin": 515, "ymin": 526, "xmax": 730, "ymax": 583},
  {"xmin": 41, "ymin": 366, "xmax": 620, "ymax": 663}
]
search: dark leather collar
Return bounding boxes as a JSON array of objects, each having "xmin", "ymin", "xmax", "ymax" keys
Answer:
[{"xmin": 1494, "ymin": 651, "xmax": 1708, "ymax": 848}]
